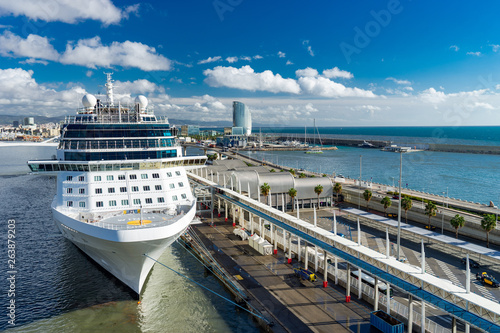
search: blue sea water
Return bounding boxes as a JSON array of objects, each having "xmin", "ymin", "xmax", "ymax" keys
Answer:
[{"xmin": 246, "ymin": 126, "xmax": 500, "ymax": 146}]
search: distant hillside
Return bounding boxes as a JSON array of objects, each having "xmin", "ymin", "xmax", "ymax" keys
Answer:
[{"xmin": 0, "ymin": 115, "xmax": 64, "ymax": 125}]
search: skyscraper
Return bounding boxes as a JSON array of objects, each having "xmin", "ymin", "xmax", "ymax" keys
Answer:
[{"xmin": 233, "ymin": 101, "xmax": 251, "ymax": 136}]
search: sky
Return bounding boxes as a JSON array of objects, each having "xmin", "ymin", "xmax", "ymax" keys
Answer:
[{"xmin": 1, "ymin": 0, "xmax": 500, "ymax": 127}]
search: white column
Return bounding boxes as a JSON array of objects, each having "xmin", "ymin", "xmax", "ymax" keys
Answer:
[
  {"xmin": 304, "ymin": 243, "xmax": 308, "ymax": 269},
  {"xmin": 314, "ymin": 246, "xmax": 318, "ymax": 271},
  {"xmin": 323, "ymin": 250, "xmax": 328, "ymax": 284},
  {"xmin": 357, "ymin": 217, "xmax": 361, "ymax": 245},
  {"xmin": 298, "ymin": 237, "xmax": 301, "ymax": 262},
  {"xmin": 408, "ymin": 295, "xmax": 413, "ymax": 333},
  {"xmin": 452, "ymin": 317, "xmax": 457, "ymax": 333},
  {"xmin": 296, "ymin": 200, "xmax": 300, "ymax": 219},
  {"xmin": 421, "ymin": 299, "xmax": 425, "ymax": 333},
  {"xmin": 386, "ymin": 227, "xmax": 390, "ymax": 259},
  {"xmin": 346, "ymin": 263, "xmax": 351, "ymax": 298},
  {"xmin": 223, "ymin": 174, "xmax": 226, "ymax": 188},
  {"xmin": 374, "ymin": 277, "xmax": 379, "ymax": 311},
  {"xmin": 288, "ymin": 232, "xmax": 292, "ymax": 263},
  {"xmin": 274, "ymin": 226, "xmax": 278, "ymax": 253},
  {"xmin": 250, "ymin": 213, "xmax": 254, "ymax": 234},
  {"xmin": 259, "ymin": 218, "xmax": 262, "ymax": 236},
  {"xmin": 334, "ymin": 257, "xmax": 338, "ymax": 285},
  {"xmin": 217, "ymin": 172, "xmax": 219, "ymax": 184},
  {"xmin": 333, "ymin": 210, "xmax": 337, "ymax": 235},
  {"xmin": 313, "ymin": 205, "xmax": 317, "ymax": 227},
  {"xmin": 268, "ymin": 190, "xmax": 272, "ymax": 206},
  {"xmin": 386, "ymin": 283, "xmax": 391, "ymax": 313},
  {"xmin": 358, "ymin": 268, "xmax": 362, "ymax": 299},
  {"xmin": 421, "ymin": 239, "xmax": 425, "ymax": 274},
  {"xmin": 247, "ymin": 183, "xmax": 251, "ymax": 198}
]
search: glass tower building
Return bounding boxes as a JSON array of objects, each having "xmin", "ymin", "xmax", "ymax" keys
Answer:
[{"xmin": 232, "ymin": 101, "xmax": 252, "ymax": 136}]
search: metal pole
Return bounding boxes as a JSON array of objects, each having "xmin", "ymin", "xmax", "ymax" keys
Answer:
[
  {"xmin": 386, "ymin": 227, "xmax": 390, "ymax": 259},
  {"xmin": 357, "ymin": 217, "xmax": 361, "ymax": 245},
  {"xmin": 333, "ymin": 210, "xmax": 337, "ymax": 235},
  {"xmin": 313, "ymin": 205, "xmax": 317, "ymax": 227},
  {"xmin": 397, "ymin": 151, "xmax": 402, "ymax": 260},
  {"xmin": 441, "ymin": 191, "xmax": 445, "ymax": 234},
  {"xmin": 421, "ymin": 239, "xmax": 425, "ymax": 273},
  {"xmin": 358, "ymin": 155, "xmax": 362, "ymax": 209},
  {"xmin": 466, "ymin": 253, "xmax": 470, "ymax": 293}
]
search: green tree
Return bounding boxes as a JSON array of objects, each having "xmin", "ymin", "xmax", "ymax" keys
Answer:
[
  {"xmin": 333, "ymin": 183, "xmax": 342, "ymax": 204},
  {"xmin": 288, "ymin": 188, "xmax": 297, "ymax": 212},
  {"xmin": 450, "ymin": 214, "xmax": 465, "ymax": 239},
  {"xmin": 260, "ymin": 183, "xmax": 271, "ymax": 205},
  {"xmin": 481, "ymin": 214, "xmax": 497, "ymax": 248},
  {"xmin": 381, "ymin": 196, "xmax": 392, "ymax": 216},
  {"xmin": 401, "ymin": 196, "xmax": 413, "ymax": 222},
  {"xmin": 299, "ymin": 173, "xmax": 306, "ymax": 178},
  {"xmin": 425, "ymin": 202, "xmax": 437, "ymax": 229},
  {"xmin": 314, "ymin": 184, "xmax": 323, "ymax": 207},
  {"xmin": 363, "ymin": 189, "xmax": 372, "ymax": 210},
  {"xmin": 289, "ymin": 169, "xmax": 296, "ymax": 176},
  {"xmin": 270, "ymin": 169, "xmax": 275, "ymax": 172},
  {"xmin": 207, "ymin": 153, "xmax": 218, "ymax": 161}
]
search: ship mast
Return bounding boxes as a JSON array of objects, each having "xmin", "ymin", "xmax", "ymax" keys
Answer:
[{"xmin": 104, "ymin": 72, "xmax": 114, "ymax": 106}]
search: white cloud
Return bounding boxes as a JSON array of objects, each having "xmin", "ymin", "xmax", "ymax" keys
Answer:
[
  {"xmin": 466, "ymin": 51, "xmax": 482, "ymax": 56},
  {"xmin": 203, "ymin": 65, "xmax": 301, "ymax": 94},
  {"xmin": 240, "ymin": 56, "xmax": 251, "ymax": 61},
  {"xmin": 295, "ymin": 67, "xmax": 318, "ymax": 78},
  {"xmin": 225, "ymin": 56, "xmax": 238, "ymax": 63},
  {"xmin": 86, "ymin": 70, "xmax": 93, "ymax": 77},
  {"xmin": 302, "ymin": 40, "xmax": 315, "ymax": 56},
  {"xmin": 322, "ymin": 67, "xmax": 353, "ymax": 79},
  {"xmin": 59, "ymin": 36, "xmax": 171, "ymax": 71},
  {"xmin": 419, "ymin": 87, "xmax": 447, "ymax": 103},
  {"xmin": 285, "ymin": 60, "xmax": 293, "ymax": 65},
  {"xmin": 385, "ymin": 77, "xmax": 411, "ymax": 85},
  {"xmin": 0, "ymin": 31, "xmax": 58, "ymax": 61},
  {"xmin": 114, "ymin": 79, "xmax": 164, "ymax": 98},
  {"xmin": 277, "ymin": 51, "xmax": 286, "ymax": 58},
  {"xmin": 19, "ymin": 58, "xmax": 49, "ymax": 65},
  {"xmin": 450, "ymin": 45, "xmax": 459, "ymax": 52},
  {"xmin": 198, "ymin": 56, "xmax": 222, "ymax": 64},
  {"xmin": 253, "ymin": 55, "xmax": 263, "ymax": 59},
  {"xmin": 0, "ymin": 0, "xmax": 137, "ymax": 25},
  {"xmin": 473, "ymin": 102, "xmax": 494, "ymax": 110},
  {"xmin": 351, "ymin": 104, "xmax": 381, "ymax": 116},
  {"xmin": 298, "ymin": 76, "xmax": 375, "ymax": 98},
  {"xmin": 0, "ymin": 68, "xmax": 86, "ymax": 116},
  {"xmin": 491, "ymin": 44, "xmax": 500, "ymax": 52}
]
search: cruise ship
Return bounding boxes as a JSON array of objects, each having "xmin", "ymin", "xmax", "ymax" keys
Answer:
[{"xmin": 27, "ymin": 74, "xmax": 206, "ymax": 294}]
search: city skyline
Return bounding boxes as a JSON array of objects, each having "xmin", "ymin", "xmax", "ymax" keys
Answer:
[{"xmin": 0, "ymin": 1, "xmax": 500, "ymax": 126}]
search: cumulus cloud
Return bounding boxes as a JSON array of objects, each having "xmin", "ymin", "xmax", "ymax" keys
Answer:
[
  {"xmin": 385, "ymin": 77, "xmax": 411, "ymax": 85},
  {"xmin": 419, "ymin": 87, "xmax": 447, "ymax": 103},
  {"xmin": 285, "ymin": 60, "xmax": 293, "ymax": 65},
  {"xmin": 253, "ymin": 55, "xmax": 263, "ymax": 59},
  {"xmin": 491, "ymin": 44, "xmax": 500, "ymax": 52},
  {"xmin": 59, "ymin": 36, "xmax": 171, "ymax": 71},
  {"xmin": 473, "ymin": 102, "xmax": 494, "ymax": 110},
  {"xmin": 225, "ymin": 56, "xmax": 238, "ymax": 63},
  {"xmin": 450, "ymin": 45, "xmax": 459, "ymax": 52},
  {"xmin": 0, "ymin": 0, "xmax": 138, "ymax": 25},
  {"xmin": 295, "ymin": 67, "xmax": 318, "ymax": 78},
  {"xmin": 322, "ymin": 67, "xmax": 353, "ymax": 79},
  {"xmin": 0, "ymin": 31, "xmax": 58, "ymax": 61},
  {"xmin": 277, "ymin": 51, "xmax": 285, "ymax": 58},
  {"xmin": 203, "ymin": 65, "xmax": 301, "ymax": 94},
  {"xmin": 114, "ymin": 79, "xmax": 164, "ymax": 99},
  {"xmin": 302, "ymin": 40, "xmax": 314, "ymax": 56},
  {"xmin": 351, "ymin": 105, "xmax": 381, "ymax": 115},
  {"xmin": 298, "ymin": 76, "xmax": 375, "ymax": 98},
  {"xmin": 0, "ymin": 68, "xmax": 86, "ymax": 116},
  {"xmin": 198, "ymin": 56, "xmax": 222, "ymax": 64}
]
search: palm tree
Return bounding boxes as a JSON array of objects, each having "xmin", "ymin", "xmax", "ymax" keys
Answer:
[
  {"xmin": 260, "ymin": 183, "xmax": 271, "ymax": 205},
  {"xmin": 288, "ymin": 188, "xmax": 297, "ymax": 212},
  {"xmin": 270, "ymin": 169, "xmax": 276, "ymax": 172},
  {"xmin": 425, "ymin": 202, "xmax": 437, "ymax": 229},
  {"xmin": 314, "ymin": 184, "xmax": 323, "ymax": 207},
  {"xmin": 381, "ymin": 196, "xmax": 392, "ymax": 216},
  {"xmin": 289, "ymin": 169, "xmax": 296, "ymax": 176},
  {"xmin": 333, "ymin": 183, "xmax": 342, "ymax": 204},
  {"xmin": 450, "ymin": 214, "xmax": 465, "ymax": 239},
  {"xmin": 299, "ymin": 173, "xmax": 306, "ymax": 178},
  {"xmin": 363, "ymin": 189, "xmax": 372, "ymax": 210},
  {"xmin": 481, "ymin": 214, "xmax": 497, "ymax": 248},
  {"xmin": 207, "ymin": 153, "xmax": 218, "ymax": 161},
  {"xmin": 401, "ymin": 196, "xmax": 413, "ymax": 222}
]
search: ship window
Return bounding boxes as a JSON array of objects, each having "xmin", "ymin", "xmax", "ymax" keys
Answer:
[
  {"xmin": 109, "ymin": 200, "xmax": 117, "ymax": 207},
  {"xmin": 67, "ymin": 201, "xmax": 73, "ymax": 207},
  {"xmin": 166, "ymin": 172, "xmax": 172, "ymax": 177},
  {"xmin": 107, "ymin": 175, "xmax": 114, "ymax": 181},
  {"xmin": 66, "ymin": 176, "xmax": 73, "ymax": 181},
  {"xmin": 155, "ymin": 185, "xmax": 162, "ymax": 191},
  {"xmin": 95, "ymin": 188, "xmax": 102, "ymax": 194},
  {"xmin": 175, "ymin": 171, "xmax": 181, "ymax": 176},
  {"xmin": 133, "ymin": 199, "xmax": 141, "ymax": 205},
  {"xmin": 157, "ymin": 197, "xmax": 165, "ymax": 203},
  {"xmin": 120, "ymin": 187, "xmax": 127, "ymax": 193},
  {"xmin": 178, "ymin": 182, "xmax": 184, "ymax": 187},
  {"xmin": 143, "ymin": 186, "xmax": 150, "ymax": 191},
  {"xmin": 141, "ymin": 174, "xmax": 148, "ymax": 179},
  {"xmin": 96, "ymin": 201, "xmax": 103, "ymax": 207},
  {"xmin": 67, "ymin": 188, "xmax": 73, "ymax": 194},
  {"xmin": 94, "ymin": 176, "xmax": 101, "ymax": 181},
  {"xmin": 172, "ymin": 195, "xmax": 178, "ymax": 201},
  {"xmin": 118, "ymin": 175, "xmax": 125, "ymax": 180},
  {"xmin": 108, "ymin": 188, "xmax": 115, "ymax": 193},
  {"xmin": 79, "ymin": 202, "xmax": 85, "ymax": 208},
  {"xmin": 145, "ymin": 198, "xmax": 152, "ymax": 204},
  {"xmin": 130, "ymin": 174, "xmax": 137, "ymax": 180},
  {"xmin": 79, "ymin": 176, "xmax": 85, "ymax": 181},
  {"xmin": 79, "ymin": 188, "xmax": 85, "ymax": 194},
  {"xmin": 169, "ymin": 183, "xmax": 175, "ymax": 189},
  {"xmin": 132, "ymin": 186, "xmax": 139, "ymax": 192},
  {"xmin": 181, "ymin": 194, "xmax": 187, "ymax": 199},
  {"xmin": 152, "ymin": 173, "xmax": 160, "ymax": 178},
  {"xmin": 121, "ymin": 199, "xmax": 129, "ymax": 205}
]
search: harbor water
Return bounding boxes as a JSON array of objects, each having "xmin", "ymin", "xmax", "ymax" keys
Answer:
[{"xmin": 0, "ymin": 145, "xmax": 259, "ymax": 332}]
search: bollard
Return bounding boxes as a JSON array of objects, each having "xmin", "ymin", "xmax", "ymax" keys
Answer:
[
  {"xmin": 218, "ymin": 213, "xmax": 221, "ymax": 217},
  {"xmin": 232, "ymin": 222, "xmax": 236, "ymax": 227},
  {"xmin": 346, "ymin": 295, "xmax": 351, "ymax": 303},
  {"xmin": 225, "ymin": 218, "xmax": 228, "ymax": 222},
  {"xmin": 273, "ymin": 249, "xmax": 278, "ymax": 255},
  {"xmin": 323, "ymin": 281, "xmax": 328, "ymax": 288},
  {"xmin": 287, "ymin": 258, "xmax": 292, "ymax": 264}
]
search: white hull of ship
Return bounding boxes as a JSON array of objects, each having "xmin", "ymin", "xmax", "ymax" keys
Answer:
[{"xmin": 52, "ymin": 201, "xmax": 196, "ymax": 294}]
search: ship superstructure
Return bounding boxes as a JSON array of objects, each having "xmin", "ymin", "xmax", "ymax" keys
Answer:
[{"xmin": 28, "ymin": 74, "xmax": 206, "ymax": 294}]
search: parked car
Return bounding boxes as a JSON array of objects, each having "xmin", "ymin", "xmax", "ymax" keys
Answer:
[
  {"xmin": 476, "ymin": 272, "xmax": 500, "ymax": 288},
  {"xmin": 392, "ymin": 195, "xmax": 400, "ymax": 200},
  {"xmin": 425, "ymin": 225, "xmax": 436, "ymax": 231},
  {"xmin": 461, "ymin": 257, "xmax": 480, "ymax": 268}
]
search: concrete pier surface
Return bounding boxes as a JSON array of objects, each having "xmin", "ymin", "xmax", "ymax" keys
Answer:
[{"xmin": 190, "ymin": 216, "xmax": 372, "ymax": 333}]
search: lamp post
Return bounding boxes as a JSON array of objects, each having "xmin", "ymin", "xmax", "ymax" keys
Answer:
[
  {"xmin": 358, "ymin": 155, "xmax": 362, "ymax": 209},
  {"xmin": 441, "ymin": 191, "xmax": 446, "ymax": 234},
  {"xmin": 397, "ymin": 151, "xmax": 402, "ymax": 261}
]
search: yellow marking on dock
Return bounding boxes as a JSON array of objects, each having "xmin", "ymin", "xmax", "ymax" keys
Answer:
[
  {"xmin": 127, "ymin": 220, "xmax": 152, "ymax": 225},
  {"xmin": 234, "ymin": 275, "xmax": 243, "ymax": 280}
]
